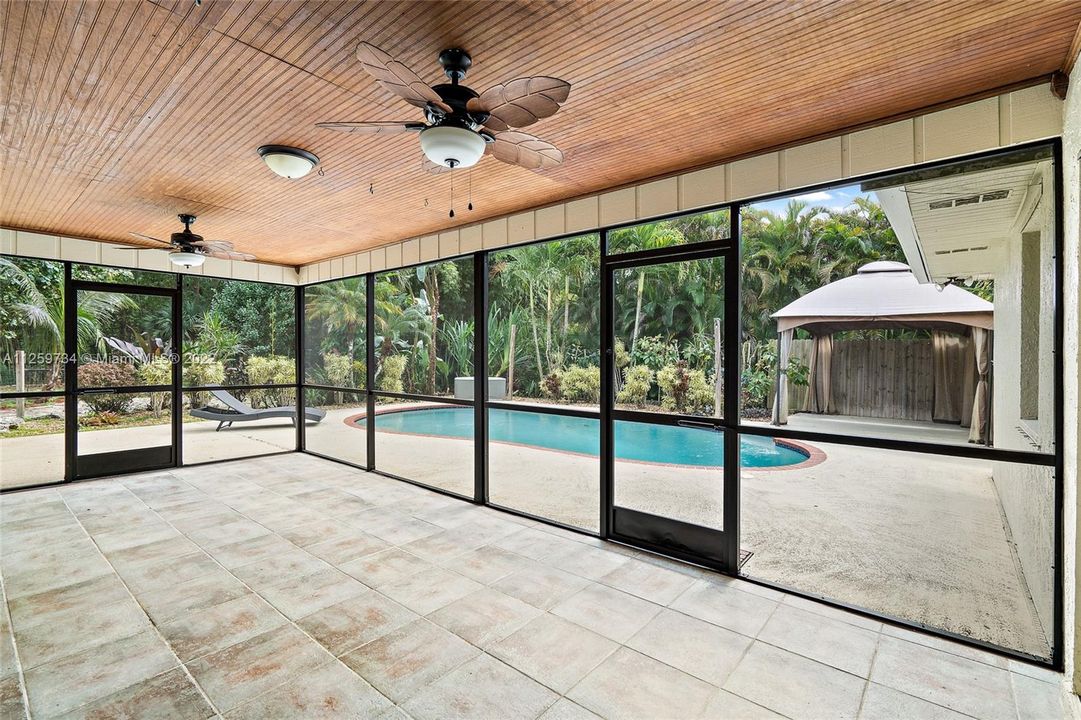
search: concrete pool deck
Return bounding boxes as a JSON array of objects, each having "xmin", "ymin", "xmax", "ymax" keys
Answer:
[{"xmin": 0, "ymin": 404, "xmax": 1050, "ymax": 658}]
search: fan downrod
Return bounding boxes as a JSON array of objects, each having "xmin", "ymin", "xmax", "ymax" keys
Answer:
[
  {"xmin": 178, "ymin": 213, "xmax": 197, "ymax": 231},
  {"xmin": 438, "ymin": 48, "xmax": 472, "ymax": 83}
]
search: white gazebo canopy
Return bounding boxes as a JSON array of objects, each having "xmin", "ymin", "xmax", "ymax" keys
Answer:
[
  {"xmin": 772, "ymin": 261, "xmax": 993, "ymax": 335},
  {"xmin": 770, "ymin": 261, "xmax": 994, "ymax": 444}
]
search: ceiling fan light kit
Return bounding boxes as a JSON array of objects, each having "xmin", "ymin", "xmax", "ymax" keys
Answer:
[
  {"xmin": 317, "ymin": 42, "xmax": 570, "ymax": 181},
  {"xmin": 419, "ymin": 125, "xmax": 486, "ymax": 168},
  {"xmin": 168, "ymin": 250, "xmax": 206, "ymax": 268},
  {"xmin": 257, "ymin": 145, "xmax": 320, "ymax": 178}
]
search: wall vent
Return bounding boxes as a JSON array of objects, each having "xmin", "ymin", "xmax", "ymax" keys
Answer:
[{"xmin": 928, "ymin": 189, "xmax": 1010, "ymax": 211}]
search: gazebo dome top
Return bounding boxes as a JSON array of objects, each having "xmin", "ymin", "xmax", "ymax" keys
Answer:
[
  {"xmin": 857, "ymin": 260, "xmax": 911, "ymax": 273},
  {"xmin": 771, "ymin": 260, "xmax": 993, "ymax": 334}
]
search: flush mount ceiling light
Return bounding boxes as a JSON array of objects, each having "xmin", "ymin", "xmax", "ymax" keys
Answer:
[
  {"xmin": 419, "ymin": 125, "xmax": 487, "ymax": 169},
  {"xmin": 168, "ymin": 250, "xmax": 206, "ymax": 268},
  {"xmin": 257, "ymin": 145, "xmax": 320, "ymax": 178}
]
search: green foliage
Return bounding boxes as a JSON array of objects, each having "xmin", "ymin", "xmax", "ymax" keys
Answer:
[
  {"xmin": 560, "ymin": 365, "xmax": 600, "ymax": 403},
  {"xmin": 541, "ymin": 372, "xmax": 562, "ymax": 400},
  {"xmin": 323, "ymin": 351, "xmax": 354, "ymax": 388},
  {"xmin": 246, "ymin": 355, "xmax": 295, "ymax": 407},
  {"xmin": 631, "ymin": 336, "xmax": 678, "ymax": 371},
  {"xmin": 657, "ymin": 361, "xmax": 712, "ymax": 414},
  {"xmin": 616, "ymin": 365, "xmax": 653, "ymax": 406},
  {"xmin": 613, "ymin": 339, "xmax": 630, "ymax": 369},
  {"xmin": 378, "ymin": 354, "xmax": 406, "ymax": 393},
  {"xmin": 79, "ymin": 362, "xmax": 136, "ymax": 414},
  {"xmin": 137, "ymin": 356, "xmax": 172, "ymax": 411}
]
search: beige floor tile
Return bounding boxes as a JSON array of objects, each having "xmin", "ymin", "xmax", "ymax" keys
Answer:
[
  {"xmin": 0, "ymin": 674, "xmax": 27, "ymax": 720},
  {"xmin": 403, "ymin": 653, "xmax": 558, "ymax": 720},
  {"xmin": 491, "ymin": 562, "xmax": 590, "ymax": 610},
  {"xmin": 6, "ymin": 574, "xmax": 130, "ymax": 629},
  {"xmin": 489, "ymin": 614, "xmax": 617, "ymax": 693},
  {"xmin": 699, "ymin": 689, "xmax": 785, "ymax": 719},
  {"xmin": 116, "ymin": 551, "xmax": 221, "ymax": 593},
  {"xmin": 402, "ymin": 528, "xmax": 486, "ymax": 564},
  {"xmin": 297, "ymin": 591, "xmax": 417, "ymax": 656},
  {"xmin": 880, "ymin": 623, "xmax": 1009, "ymax": 668},
  {"xmin": 858, "ymin": 683, "xmax": 970, "ymax": 720},
  {"xmin": 1011, "ymin": 672, "xmax": 1066, "ymax": 720},
  {"xmin": 258, "ymin": 567, "xmax": 368, "ymax": 620},
  {"xmin": 136, "ymin": 572, "xmax": 251, "ymax": 625},
  {"xmin": 542, "ymin": 542, "xmax": 629, "ymax": 581},
  {"xmin": 206, "ymin": 534, "xmax": 300, "ymax": 569},
  {"xmin": 159, "ymin": 594, "xmax": 286, "ymax": 661},
  {"xmin": 223, "ymin": 660, "xmax": 393, "ymax": 719},
  {"xmin": 105, "ymin": 537, "xmax": 203, "ymax": 574},
  {"xmin": 3, "ymin": 547, "xmax": 114, "ymax": 600},
  {"xmin": 339, "ymin": 548, "xmax": 436, "ymax": 588},
  {"xmin": 276, "ymin": 519, "xmax": 357, "ymax": 548},
  {"xmin": 439, "ymin": 545, "xmax": 523, "ymax": 584},
  {"xmin": 780, "ymin": 593, "xmax": 883, "ymax": 632},
  {"xmin": 626, "ymin": 608, "xmax": 752, "ymax": 686},
  {"xmin": 870, "ymin": 636, "xmax": 1014, "ymax": 720},
  {"xmin": 306, "ymin": 532, "xmax": 391, "ymax": 566},
  {"xmin": 51, "ymin": 667, "xmax": 215, "ymax": 720},
  {"xmin": 429, "ymin": 588, "xmax": 543, "ymax": 647},
  {"xmin": 597, "ymin": 556, "xmax": 696, "ymax": 605},
  {"xmin": 670, "ymin": 579, "xmax": 779, "ymax": 637},
  {"xmin": 491, "ymin": 527, "xmax": 579, "ymax": 562},
  {"xmin": 230, "ymin": 548, "xmax": 331, "ymax": 590},
  {"xmin": 185, "ymin": 519, "xmax": 272, "ymax": 550},
  {"xmin": 568, "ymin": 647, "xmax": 715, "ymax": 720},
  {"xmin": 186, "ymin": 625, "xmax": 332, "ymax": 713},
  {"xmin": 756, "ymin": 603, "xmax": 879, "ymax": 677},
  {"xmin": 14, "ymin": 596, "xmax": 151, "ymax": 669},
  {"xmin": 23, "ymin": 630, "xmax": 177, "ymax": 718},
  {"xmin": 550, "ymin": 583, "xmax": 661, "ymax": 643},
  {"xmin": 350, "ymin": 509, "xmax": 443, "ymax": 545},
  {"xmin": 723, "ymin": 642, "xmax": 865, "ymax": 720},
  {"xmin": 340, "ymin": 619, "xmax": 479, "ymax": 703},
  {"xmin": 538, "ymin": 698, "xmax": 603, "ymax": 720},
  {"xmin": 378, "ymin": 567, "xmax": 483, "ymax": 615}
]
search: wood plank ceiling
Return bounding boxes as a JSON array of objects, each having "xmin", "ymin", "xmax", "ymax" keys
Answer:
[{"xmin": 1, "ymin": 0, "xmax": 1078, "ymax": 266}]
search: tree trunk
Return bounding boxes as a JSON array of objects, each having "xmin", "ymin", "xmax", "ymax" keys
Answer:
[
  {"xmin": 545, "ymin": 286, "xmax": 552, "ymax": 367},
  {"xmin": 631, "ymin": 270, "xmax": 645, "ymax": 356},
  {"xmin": 427, "ymin": 273, "xmax": 440, "ymax": 394},
  {"xmin": 507, "ymin": 324, "xmax": 517, "ymax": 398},
  {"xmin": 528, "ymin": 286, "xmax": 545, "ymax": 380}
]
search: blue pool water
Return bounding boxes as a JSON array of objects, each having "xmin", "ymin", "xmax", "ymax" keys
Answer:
[{"xmin": 358, "ymin": 407, "xmax": 808, "ymax": 468}]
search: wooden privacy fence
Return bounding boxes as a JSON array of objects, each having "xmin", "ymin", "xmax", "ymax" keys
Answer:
[{"xmin": 781, "ymin": 337, "xmax": 961, "ymax": 422}]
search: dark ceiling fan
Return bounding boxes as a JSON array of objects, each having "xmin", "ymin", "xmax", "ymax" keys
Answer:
[
  {"xmin": 122, "ymin": 214, "xmax": 256, "ymax": 268},
  {"xmin": 317, "ymin": 43, "xmax": 570, "ymax": 172}
]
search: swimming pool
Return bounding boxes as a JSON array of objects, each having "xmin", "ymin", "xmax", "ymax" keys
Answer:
[{"xmin": 357, "ymin": 406, "xmax": 810, "ymax": 468}]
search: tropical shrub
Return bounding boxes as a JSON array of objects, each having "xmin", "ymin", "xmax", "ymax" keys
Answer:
[
  {"xmin": 657, "ymin": 361, "xmax": 712, "ymax": 414},
  {"xmin": 378, "ymin": 355, "xmax": 406, "ymax": 393},
  {"xmin": 632, "ymin": 335, "xmax": 678, "ymax": 371},
  {"xmin": 247, "ymin": 355, "xmax": 295, "ymax": 406},
  {"xmin": 323, "ymin": 351, "xmax": 354, "ymax": 388},
  {"xmin": 541, "ymin": 372, "xmax": 562, "ymax": 400},
  {"xmin": 183, "ymin": 356, "xmax": 225, "ymax": 408},
  {"xmin": 137, "ymin": 356, "xmax": 172, "ymax": 411},
  {"xmin": 561, "ymin": 365, "xmax": 600, "ymax": 403},
  {"xmin": 616, "ymin": 365, "xmax": 653, "ymax": 406},
  {"xmin": 79, "ymin": 361, "xmax": 136, "ymax": 414}
]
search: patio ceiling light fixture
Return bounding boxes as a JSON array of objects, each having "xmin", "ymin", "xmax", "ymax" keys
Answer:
[
  {"xmin": 168, "ymin": 250, "xmax": 206, "ymax": 268},
  {"xmin": 258, "ymin": 145, "xmax": 320, "ymax": 178}
]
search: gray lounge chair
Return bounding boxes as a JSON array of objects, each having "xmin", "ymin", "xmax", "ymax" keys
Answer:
[{"xmin": 191, "ymin": 388, "xmax": 326, "ymax": 431}]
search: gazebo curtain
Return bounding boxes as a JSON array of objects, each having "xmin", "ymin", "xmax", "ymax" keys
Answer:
[
  {"xmin": 808, "ymin": 335, "xmax": 833, "ymax": 413},
  {"xmin": 969, "ymin": 328, "xmax": 992, "ymax": 444},
  {"xmin": 931, "ymin": 331, "xmax": 976, "ymax": 426},
  {"xmin": 771, "ymin": 330, "xmax": 793, "ymax": 424}
]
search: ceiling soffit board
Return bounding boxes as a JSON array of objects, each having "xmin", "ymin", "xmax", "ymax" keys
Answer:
[{"xmin": 1, "ymin": 0, "xmax": 1079, "ymax": 266}]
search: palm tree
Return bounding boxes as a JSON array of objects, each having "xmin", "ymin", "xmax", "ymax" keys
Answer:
[
  {"xmin": 1, "ymin": 257, "xmax": 131, "ymax": 389},
  {"xmin": 306, "ymin": 277, "xmax": 366, "ymax": 362},
  {"xmin": 607, "ymin": 222, "xmax": 685, "ymax": 355}
]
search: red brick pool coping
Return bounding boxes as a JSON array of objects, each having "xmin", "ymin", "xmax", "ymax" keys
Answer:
[{"xmin": 340, "ymin": 404, "xmax": 827, "ymax": 472}]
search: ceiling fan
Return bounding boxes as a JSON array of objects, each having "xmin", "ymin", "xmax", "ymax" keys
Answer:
[
  {"xmin": 124, "ymin": 214, "xmax": 256, "ymax": 268},
  {"xmin": 317, "ymin": 43, "xmax": 570, "ymax": 174}
]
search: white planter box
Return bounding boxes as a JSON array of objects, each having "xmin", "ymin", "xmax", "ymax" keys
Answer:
[{"xmin": 454, "ymin": 377, "xmax": 507, "ymax": 400}]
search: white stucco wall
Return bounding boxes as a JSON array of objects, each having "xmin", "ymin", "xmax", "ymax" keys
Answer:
[
  {"xmin": 1062, "ymin": 53, "xmax": 1081, "ymax": 702},
  {"xmin": 991, "ymin": 169, "xmax": 1058, "ymax": 649}
]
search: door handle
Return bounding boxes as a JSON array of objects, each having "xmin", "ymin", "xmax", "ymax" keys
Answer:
[{"xmin": 677, "ymin": 419, "xmax": 719, "ymax": 430}]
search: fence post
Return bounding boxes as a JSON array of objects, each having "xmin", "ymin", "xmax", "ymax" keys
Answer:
[
  {"xmin": 713, "ymin": 318, "xmax": 722, "ymax": 418},
  {"xmin": 507, "ymin": 324, "xmax": 516, "ymax": 398},
  {"xmin": 15, "ymin": 350, "xmax": 25, "ymax": 420}
]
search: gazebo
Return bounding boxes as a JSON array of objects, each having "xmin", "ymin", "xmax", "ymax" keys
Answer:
[{"xmin": 770, "ymin": 261, "xmax": 994, "ymax": 444}]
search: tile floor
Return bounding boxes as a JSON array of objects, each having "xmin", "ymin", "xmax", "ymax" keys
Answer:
[{"xmin": 0, "ymin": 453, "xmax": 1069, "ymax": 719}]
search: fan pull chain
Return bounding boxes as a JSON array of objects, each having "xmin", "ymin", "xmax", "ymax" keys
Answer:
[
  {"xmin": 468, "ymin": 168, "xmax": 473, "ymax": 211},
  {"xmin": 449, "ymin": 171, "xmax": 455, "ymax": 218}
]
